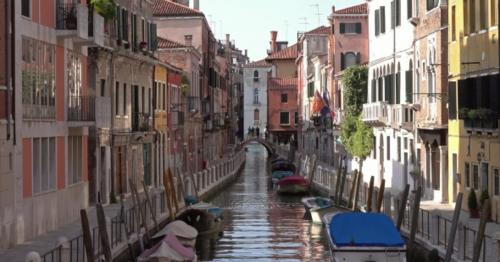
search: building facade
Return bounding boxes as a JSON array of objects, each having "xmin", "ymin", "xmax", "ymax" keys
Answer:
[
  {"xmin": 448, "ymin": 0, "xmax": 500, "ymax": 219},
  {"xmin": 243, "ymin": 59, "xmax": 270, "ymax": 139}
]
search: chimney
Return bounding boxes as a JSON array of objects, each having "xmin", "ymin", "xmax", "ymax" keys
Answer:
[
  {"xmin": 184, "ymin": 35, "xmax": 193, "ymax": 46},
  {"xmin": 332, "ymin": 5, "xmax": 336, "ymax": 14},
  {"xmin": 270, "ymin": 31, "xmax": 278, "ymax": 54},
  {"xmin": 193, "ymin": 0, "xmax": 200, "ymax": 10}
]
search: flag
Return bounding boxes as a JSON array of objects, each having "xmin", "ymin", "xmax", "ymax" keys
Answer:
[
  {"xmin": 320, "ymin": 91, "xmax": 332, "ymax": 118},
  {"xmin": 311, "ymin": 90, "xmax": 325, "ymax": 116}
]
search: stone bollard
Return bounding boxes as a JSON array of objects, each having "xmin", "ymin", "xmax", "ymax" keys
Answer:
[
  {"xmin": 25, "ymin": 252, "xmax": 41, "ymax": 262},
  {"xmin": 430, "ymin": 210, "xmax": 440, "ymax": 245},
  {"xmin": 57, "ymin": 236, "xmax": 70, "ymax": 262}
]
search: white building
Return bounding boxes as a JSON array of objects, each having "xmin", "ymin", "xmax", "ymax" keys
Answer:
[
  {"xmin": 243, "ymin": 60, "xmax": 271, "ymax": 139},
  {"xmin": 361, "ymin": 0, "xmax": 417, "ymax": 195}
]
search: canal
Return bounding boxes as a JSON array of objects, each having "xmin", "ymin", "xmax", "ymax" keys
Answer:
[{"xmin": 197, "ymin": 143, "xmax": 331, "ymax": 261}]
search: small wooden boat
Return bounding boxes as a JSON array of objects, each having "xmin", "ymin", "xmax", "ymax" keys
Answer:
[
  {"xmin": 323, "ymin": 212, "xmax": 406, "ymax": 262},
  {"xmin": 277, "ymin": 176, "xmax": 309, "ymax": 194},
  {"xmin": 271, "ymin": 157, "xmax": 286, "ymax": 164},
  {"xmin": 271, "ymin": 170, "xmax": 294, "ymax": 184},
  {"xmin": 177, "ymin": 202, "xmax": 224, "ymax": 238},
  {"xmin": 301, "ymin": 197, "xmax": 335, "ymax": 223}
]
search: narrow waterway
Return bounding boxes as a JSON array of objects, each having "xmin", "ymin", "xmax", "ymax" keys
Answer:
[{"xmin": 197, "ymin": 143, "xmax": 330, "ymax": 261}]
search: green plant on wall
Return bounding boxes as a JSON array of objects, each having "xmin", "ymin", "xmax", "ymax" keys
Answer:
[
  {"xmin": 341, "ymin": 115, "xmax": 374, "ymax": 170},
  {"xmin": 90, "ymin": 0, "xmax": 116, "ymax": 20},
  {"xmin": 341, "ymin": 65, "xmax": 368, "ymax": 117},
  {"xmin": 181, "ymin": 74, "xmax": 190, "ymax": 96}
]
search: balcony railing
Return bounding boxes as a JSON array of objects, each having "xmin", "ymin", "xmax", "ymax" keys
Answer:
[
  {"xmin": 23, "ymin": 104, "xmax": 56, "ymax": 120},
  {"xmin": 132, "ymin": 112, "xmax": 152, "ymax": 132},
  {"xmin": 68, "ymin": 95, "xmax": 95, "ymax": 122},
  {"xmin": 362, "ymin": 101, "xmax": 388, "ymax": 126},
  {"xmin": 464, "ymin": 118, "xmax": 499, "ymax": 130},
  {"xmin": 56, "ymin": 3, "xmax": 88, "ymax": 40},
  {"xmin": 389, "ymin": 104, "xmax": 413, "ymax": 131}
]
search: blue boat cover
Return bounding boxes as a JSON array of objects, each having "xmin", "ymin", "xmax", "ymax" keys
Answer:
[{"xmin": 329, "ymin": 212, "xmax": 405, "ymax": 247}]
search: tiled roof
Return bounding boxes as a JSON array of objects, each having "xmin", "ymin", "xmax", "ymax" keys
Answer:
[
  {"xmin": 244, "ymin": 59, "xmax": 271, "ymax": 68},
  {"xmin": 266, "ymin": 43, "xmax": 298, "ymax": 60},
  {"xmin": 334, "ymin": 3, "xmax": 368, "ymax": 15},
  {"xmin": 153, "ymin": 0, "xmax": 204, "ymax": 17},
  {"xmin": 268, "ymin": 78, "xmax": 298, "ymax": 88},
  {"xmin": 157, "ymin": 37, "xmax": 186, "ymax": 49},
  {"xmin": 305, "ymin": 26, "xmax": 331, "ymax": 35}
]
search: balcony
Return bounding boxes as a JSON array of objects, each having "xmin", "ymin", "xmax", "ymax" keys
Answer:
[
  {"xmin": 168, "ymin": 111, "xmax": 185, "ymax": 128},
  {"xmin": 68, "ymin": 95, "xmax": 95, "ymax": 123},
  {"xmin": 132, "ymin": 112, "xmax": 152, "ymax": 132},
  {"xmin": 389, "ymin": 104, "xmax": 414, "ymax": 131},
  {"xmin": 23, "ymin": 104, "xmax": 55, "ymax": 120},
  {"xmin": 95, "ymin": 97, "xmax": 111, "ymax": 128},
  {"xmin": 464, "ymin": 118, "xmax": 499, "ymax": 132},
  {"xmin": 362, "ymin": 102, "xmax": 388, "ymax": 126},
  {"xmin": 187, "ymin": 96, "xmax": 201, "ymax": 113},
  {"xmin": 87, "ymin": 7, "xmax": 105, "ymax": 47},
  {"xmin": 56, "ymin": 3, "xmax": 89, "ymax": 41}
]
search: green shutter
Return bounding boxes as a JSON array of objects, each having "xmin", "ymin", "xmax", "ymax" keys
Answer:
[
  {"xmin": 448, "ymin": 81, "xmax": 457, "ymax": 120},
  {"xmin": 396, "ymin": 72, "xmax": 401, "ymax": 104},
  {"xmin": 391, "ymin": 1, "xmax": 395, "ymax": 29},
  {"xmin": 371, "ymin": 79, "xmax": 377, "ymax": 102},
  {"xmin": 405, "ymin": 70, "xmax": 413, "ymax": 103},
  {"xmin": 384, "ymin": 75, "xmax": 392, "ymax": 103},
  {"xmin": 375, "ymin": 10, "xmax": 380, "ymax": 35},
  {"xmin": 356, "ymin": 23, "xmax": 362, "ymax": 34},
  {"xmin": 116, "ymin": 6, "xmax": 122, "ymax": 40},
  {"xmin": 340, "ymin": 53, "xmax": 345, "ymax": 70},
  {"xmin": 396, "ymin": 0, "xmax": 401, "ymax": 26},
  {"xmin": 381, "ymin": 7, "xmax": 386, "ymax": 33},
  {"xmin": 340, "ymin": 23, "xmax": 345, "ymax": 34}
]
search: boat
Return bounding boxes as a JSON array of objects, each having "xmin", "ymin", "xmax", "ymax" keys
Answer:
[
  {"xmin": 323, "ymin": 212, "xmax": 406, "ymax": 262},
  {"xmin": 271, "ymin": 162, "xmax": 296, "ymax": 173},
  {"xmin": 271, "ymin": 157, "xmax": 286, "ymax": 164},
  {"xmin": 271, "ymin": 170, "xmax": 294, "ymax": 184},
  {"xmin": 301, "ymin": 197, "xmax": 336, "ymax": 223},
  {"xmin": 139, "ymin": 220, "xmax": 198, "ymax": 262},
  {"xmin": 177, "ymin": 202, "xmax": 224, "ymax": 238},
  {"xmin": 276, "ymin": 176, "xmax": 310, "ymax": 194}
]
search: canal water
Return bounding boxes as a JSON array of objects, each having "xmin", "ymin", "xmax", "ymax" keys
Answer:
[{"xmin": 197, "ymin": 143, "xmax": 331, "ymax": 261}]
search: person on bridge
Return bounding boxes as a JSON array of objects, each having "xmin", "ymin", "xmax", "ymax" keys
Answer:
[{"xmin": 256, "ymin": 127, "xmax": 260, "ymax": 138}]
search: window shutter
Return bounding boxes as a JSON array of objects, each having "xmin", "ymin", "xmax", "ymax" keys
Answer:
[
  {"xmin": 396, "ymin": 0, "xmax": 401, "ymax": 26},
  {"xmin": 406, "ymin": 70, "xmax": 413, "ymax": 103},
  {"xmin": 355, "ymin": 23, "xmax": 361, "ymax": 33},
  {"xmin": 340, "ymin": 23, "xmax": 345, "ymax": 34},
  {"xmin": 448, "ymin": 81, "xmax": 457, "ymax": 120},
  {"xmin": 378, "ymin": 78, "xmax": 383, "ymax": 101},
  {"xmin": 152, "ymin": 23, "xmax": 157, "ymax": 51},
  {"xmin": 375, "ymin": 10, "xmax": 380, "ymax": 35},
  {"xmin": 340, "ymin": 53, "xmax": 345, "ymax": 70},
  {"xmin": 117, "ymin": 7, "xmax": 122, "ymax": 40},
  {"xmin": 384, "ymin": 75, "xmax": 392, "ymax": 103},
  {"xmin": 407, "ymin": 0, "xmax": 413, "ymax": 19},
  {"xmin": 355, "ymin": 52, "xmax": 361, "ymax": 65},
  {"xmin": 381, "ymin": 7, "xmax": 386, "ymax": 33},
  {"xmin": 396, "ymin": 72, "xmax": 401, "ymax": 104},
  {"xmin": 391, "ymin": 1, "xmax": 395, "ymax": 29},
  {"xmin": 371, "ymin": 79, "xmax": 377, "ymax": 102}
]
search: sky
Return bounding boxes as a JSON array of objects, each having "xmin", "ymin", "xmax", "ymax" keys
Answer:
[{"xmin": 199, "ymin": 0, "xmax": 365, "ymax": 61}]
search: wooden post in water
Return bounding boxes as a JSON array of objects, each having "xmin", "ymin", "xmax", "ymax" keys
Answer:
[
  {"xmin": 337, "ymin": 165, "xmax": 347, "ymax": 206},
  {"xmin": 80, "ymin": 209, "xmax": 95, "ymax": 262},
  {"xmin": 407, "ymin": 186, "xmax": 422, "ymax": 259},
  {"xmin": 175, "ymin": 167, "xmax": 187, "ymax": 199},
  {"xmin": 353, "ymin": 171, "xmax": 362, "ymax": 211},
  {"xmin": 348, "ymin": 170, "xmax": 358, "ymax": 209},
  {"xmin": 120, "ymin": 196, "xmax": 136, "ymax": 262},
  {"xmin": 308, "ymin": 155, "xmax": 317, "ymax": 182},
  {"xmin": 163, "ymin": 170, "xmax": 175, "ymax": 220},
  {"xmin": 96, "ymin": 204, "xmax": 112, "ymax": 262},
  {"xmin": 444, "ymin": 192, "xmax": 463, "ymax": 262},
  {"xmin": 334, "ymin": 156, "xmax": 343, "ymax": 202},
  {"xmin": 142, "ymin": 180, "xmax": 159, "ymax": 232},
  {"xmin": 130, "ymin": 179, "xmax": 150, "ymax": 242},
  {"xmin": 375, "ymin": 179, "xmax": 385, "ymax": 212},
  {"xmin": 472, "ymin": 198, "xmax": 490, "ymax": 262},
  {"xmin": 367, "ymin": 176, "xmax": 374, "ymax": 212},
  {"xmin": 396, "ymin": 184, "xmax": 410, "ymax": 230},
  {"xmin": 167, "ymin": 169, "xmax": 179, "ymax": 212}
]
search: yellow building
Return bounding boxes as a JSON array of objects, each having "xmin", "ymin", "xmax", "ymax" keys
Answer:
[{"xmin": 448, "ymin": 0, "xmax": 499, "ymax": 220}]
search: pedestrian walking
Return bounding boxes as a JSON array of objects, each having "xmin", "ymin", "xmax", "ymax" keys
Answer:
[{"xmin": 256, "ymin": 127, "xmax": 260, "ymax": 138}]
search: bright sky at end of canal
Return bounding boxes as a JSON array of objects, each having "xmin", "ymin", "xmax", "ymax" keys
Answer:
[{"xmin": 199, "ymin": 0, "xmax": 365, "ymax": 61}]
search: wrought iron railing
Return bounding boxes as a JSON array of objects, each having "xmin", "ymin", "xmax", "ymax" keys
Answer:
[
  {"xmin": 56, "ymin": 3, "xmax": 78, "ymax": 30},
  {"xmin": 68, "ymin": 95, "xmax": 95, "ymax": 121}
]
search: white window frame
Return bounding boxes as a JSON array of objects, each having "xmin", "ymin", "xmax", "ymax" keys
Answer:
[{"xmin": 32, "ymin": 137, "xmax": 56, "ymax": 195}]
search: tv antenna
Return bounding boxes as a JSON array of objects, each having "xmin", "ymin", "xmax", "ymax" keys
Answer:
[
  {"xmin": 284, "ymin": 20, "xmax": 289, "ymax": 41},
  {"xmin": 299, "ymin": 17, "xmax": 309, "ymax": 32},
  {"xmin": 310, "ymin": 4, "xmax": 323, "ymax": 26}
]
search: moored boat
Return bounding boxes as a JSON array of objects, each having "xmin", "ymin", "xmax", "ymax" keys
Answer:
[
  {"xmin": 271, "ymin": 170, "xmax": 294, "ymax": 184},
  {"xmin": 301, "ymin": 197, "xmax": 336, "ymax": 223},
  {"xmin": 177, "ymin": 202, "xmax": 224, "ymax": 238},
  {"xmin": 276, "ymin": 175, "xmax": 309, "ymax": 194},
  {"xmin": 271, "ymin": 162, "xmax": 296, "ymax": 173},
  {"xmin": 323, "ymin": 212, "xmax": 406, "ymax": 262}
]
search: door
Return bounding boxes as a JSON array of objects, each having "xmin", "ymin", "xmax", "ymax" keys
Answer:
[{"xmin": 99, "ymin": 147, "xmax": 108, "ymax": 204}]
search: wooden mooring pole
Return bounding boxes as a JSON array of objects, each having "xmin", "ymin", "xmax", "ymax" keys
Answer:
[
  {"xmin": 142, "ymin": 180, "xmax": 159, "ymax": 232},
  {"xmin": 366, "ymin": 176, "xmax": 374, "ymax": 212},
  {"xmin": 407, "ymin": 186, "xmax": 422, "ymax": 260},
  {"xmin": 348, "ymin": 170, "xmax": 358, "ymax": 208},
  {"xmin": 444, "ymin": 192, "xmax": 463, "ymax": 262},
  {"xmin": 96, "ymin": 204, "xmax": 112, "ymax": 262},
  {"xmin": 337, "ymin": 164, "xmax": 347, "ymax": 206},
  {"xmin": 472, "ymin": 198, "xmax": 490, "ymax": 262},
  {"xmin": 375, "ymin": 179, "xmax": 385, "ymax": 213},
  {"xmin": 80, "ymin": 209, "xmax": 95, "ymax": 262},
  {"xmin": 396, "ymin": 184, "xmax": 410, "ymax": 231}
]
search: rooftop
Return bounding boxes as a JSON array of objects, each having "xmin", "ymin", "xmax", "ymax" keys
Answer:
[
  {"xmin": 157, "ymin": 37, "xmax": 187, "ymax": 49},
  {"xmin": 244, "ymin": 59, "xmax": 271, "ymax": 68},
  {"xmin": 153, "ymin": 0, "xmax": 204, "ymax": 17},
  {"xmin": 334, "ymin": 3, "xmax": 368, "ymax": 15},
  {"xmin": 268, "ymin": 78, "xmax": 298, "ymax": 89},
  {"xmin": 305, "ymin": 26, "xmax": 331, "ymax": 35},
  {"xmin": 266, "ymin": 43, "xmax": 298, "ymax": 61}
]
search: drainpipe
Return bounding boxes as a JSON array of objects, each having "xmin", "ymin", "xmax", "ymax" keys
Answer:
[{"xmin": 6, "ymin": 0, "xmax": 12, "ymax": 142}]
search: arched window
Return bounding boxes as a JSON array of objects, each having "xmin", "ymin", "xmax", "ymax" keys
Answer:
[
  {"xmin": 254, "ymin": 109, "xmax": 259, "ymax": 121},
  {"xmin": 253, "ymin": 70, "xmax": 259, "ymax": 82},
  {"xmin": 253, "ymin": 88, "xmax": 259, "ymax": 104},
  {"xmin": 342, "ymin": 52, "xmax": 359, "ymax": 70}
]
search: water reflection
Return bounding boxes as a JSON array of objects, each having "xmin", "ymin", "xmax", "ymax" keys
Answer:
[{"xmin": 199, "ymin": 144, "xmax": 330, "ymax": 261}]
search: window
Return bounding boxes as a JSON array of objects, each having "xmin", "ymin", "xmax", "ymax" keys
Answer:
[
  {"xmin": 495, "ymin": 169, "xmax": 499, "ymax": 196},
  {"xmin": 131, "ymin": 13, "xmax": 137, "ymax": 50},
  {"xmin": 280, "ymin": 112, "xmax": 290, "ymax": 125},
  {"xmin": 281, "ymin": 93, "xmax": 288, "ymax": 103},
  {"xmin": 375, "ymin": 9, "xmax": 380, "ymax": 36},
  {"xmin": 469, "ymin": 0, "xmax": 476, "ymax": 33},
  {"xmin": 32, "ymin": 137, "xmax": 56, "ymax": 194},
  {"xmin": 21, "ymin": 37, "xmax": 56, "ymax": 119},
  {"xmin": 473, "ymin": 164, "xmax": 479, "ymax": 189},
  {"xmin": 121, "ymin": 8, "xmax": 129, "ymax": 42},
  {"xmin": 341, "ymin": 52, "xmax": 359, "ymax": 70},
  {"xmin": 123, "ymin": 83, "xmax": 127, "ymax": 116},
  {"xmin": 115, "ymin": 82, "xmax": 120, "ymax": 115},
  {"xmin": 67, "ymin": 51, "xmax": 82, "ymax": 113},
  {"xmin": 254, "ymin": 109, "xmax": 259, "ymax": 121},
  {"xmin": 407, "ymin": 0, "xmax": 412, "ymax": 19},
  {"xmin": 406, "ymin": 66, "xmax": 413, "ymax": 103},
  {"xmin": 404, "ymin": 137, "xmax": 408, "ymax": 149},
  {"xmin": 397, "ymin": 137, "xmax": 401, "ymax": 162},
  {"xmin": 381, "ymin": 6, "xmax": 386, "ymax": 33},
  {"xmin": 480, "ymin": 0, "xmax": 487, "ymax": 30},
  {"xmin": 426, "ymin": 0, "xmax": 439, "ymax": 11},
  {"xmin": 451, "ymin": 5, "xmax": 456, "ymax": 41},
  {"xmin": 465, "ymin": 162, "xmax": 471, "ymax": 187},
  {"xmin": 294, "ymin": 112, "xmax": 299, "ymax": 126},
  {"xmin": 68, "ymin": 136, "xmax": 82, "ymax": 185},
  {"xmin": 340, "ymin": 23, "xmax": 361, "ymax": 34},
  {"xmin": 307, "ymin": 82, "xmax": 314, "ymax": 98},
  {"xmin": 387, "ymin": 136, "xmax": 391, "ymax": 160},
  {"xmin": 22, "ymin": 0, "xmax": 30, "ymax": 17},
  {"xmin": 253, "ymin": 70, "xmax": 259, "ymax": 82},
  {"xmin": 391, "ymin": 0, "xmax": 401, "ymax": 28},
  {"xmin": 492, "ymin": 0, "xmax": 498, "ymax": 26},
  {"xmin": 100, "ymin": 79, "xmax": 106, "ymax": 97},
  {"xmin": 253, "ymin": 88, "xmax": 259, "ymax": 104}
]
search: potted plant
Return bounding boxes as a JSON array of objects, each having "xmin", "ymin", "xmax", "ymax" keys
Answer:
[
  {"xmin": 459, "ymin": 107, "xmax": 470, "ymax": 119},
  {"xmin": 479, "ymin": 189, "xmax": 492, "ymax": 221},
  {"xmin": 90, "ymin": 0, "xmax": 117, "ymax": 20},
  {"xmin": 181, "ymin": 74, "xmax": 190, "ymax": 96},
  {"xmin": 468, "ymin": 189, "xmax": 479, "ymax": 218}
]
